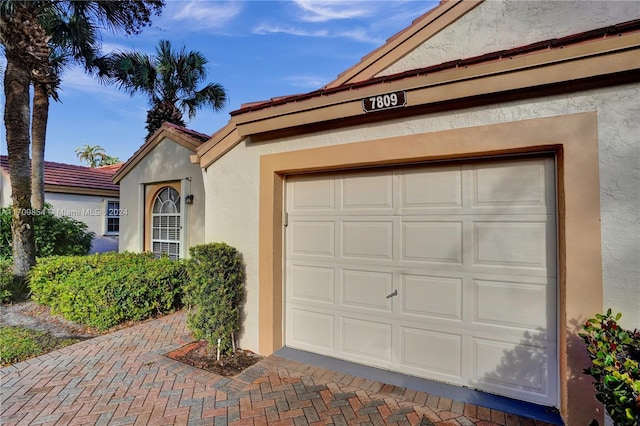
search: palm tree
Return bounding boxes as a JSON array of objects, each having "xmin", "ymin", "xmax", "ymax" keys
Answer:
[
  {"xmin": 0, "ymin": 0, "xmax": 163, "ymax": 282},
  {"xmin": 31, "ymin": 8, "xmax": 113, "ymax": 209},
  {"xmin": 98, "ymin": 154, "xmax": 120, "ymax": 166},
  {"xmin": 75, "ymin": 144, "xmax": 108, "ymax": 167},
  {"xmin": 31, "ymin": 51, "xmax": 62, "ymax": 210},
  {"xmin": 111, "ymin": 40, "xmax": 228, "ymax": 139},
  {"xmin": 1, "ymin": 2, "xmax": 52, "ymax": 277}
]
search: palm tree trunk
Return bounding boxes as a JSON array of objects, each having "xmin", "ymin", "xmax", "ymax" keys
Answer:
[
  {"xmin": 4, "ymin": 55, "xmax": 36, "ymax": 281},
  {"xmin": 31, "ymin": 83, "xmax": 49, "ymax": 210}
]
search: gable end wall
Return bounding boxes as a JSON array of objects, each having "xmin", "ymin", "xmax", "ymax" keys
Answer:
[{"xmin": 379, "ymin": 0, "xmax": 640, "ymax": 77}]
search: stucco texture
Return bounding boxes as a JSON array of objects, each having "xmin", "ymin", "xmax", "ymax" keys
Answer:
[
  {"xmin": 205, "ymin": 83, "xmax": 640, "ymax": 351},
  {"xmin": 380, "ymin": 0, "xmax": 640, "ymax": 77},
  {"xmin": 118, "ymin": 137, "xmax": 205, "ymax": 255}
]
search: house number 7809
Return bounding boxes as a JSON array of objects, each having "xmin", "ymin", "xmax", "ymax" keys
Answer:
[{"xmin": 362, "ymin": 90, "xmax": 407, "ymax": 113}]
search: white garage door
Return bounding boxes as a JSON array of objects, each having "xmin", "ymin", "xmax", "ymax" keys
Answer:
[{"xmin": 284, "ymin": 157, "xmax": 557, "ymax": 406}]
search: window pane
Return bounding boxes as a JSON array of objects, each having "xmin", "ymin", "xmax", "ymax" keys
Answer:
[
  {"xmin": 162, "ymin": 202, "xmax": 177, "ymax": 214},
  {"xmin": 107, "ymin": 218, "xmax": 119, "ymax": 233},
  {"xmin": 151, "ymin": 187, "xmax": 181, "ymax": 258},
  {"xmin": 107, "ymin": 201, "xmax": 120, "ymax": 217}
]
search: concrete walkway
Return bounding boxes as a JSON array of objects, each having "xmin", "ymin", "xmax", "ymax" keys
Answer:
[{"xmin": 1, "ymin": 311, "xmax": 556, "ymax": 425}]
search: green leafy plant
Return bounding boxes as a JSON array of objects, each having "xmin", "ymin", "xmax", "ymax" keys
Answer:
[
  {"xmin": 0, "ymin": 259, "xmax": 13, "ymax": 303},
  {"xmin": 29, "ymin": 252, "xmax": 186, "ymax": 331},
  {"xmin": 0, "ymin": 205, "xmax": 94, "ymax": 260},
  {"xmin": 580, "ymin": 309, "xmax": 640, "ymax": 425},
  {"xmin": 184, "ymin": 243, "xmax": 244, "ymax": 356},
  {"xmin": 0, "ymin": 326, "xmax": 79, "ymax": 366}
]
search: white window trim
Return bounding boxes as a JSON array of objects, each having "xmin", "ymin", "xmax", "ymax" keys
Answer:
[
  {"xmin": 151, "ymin": 187, "xmax": 181, "ymax": 260},
  {"xmin": 104, "ymin": 199, "xmax": 120, "ymax": 236}
]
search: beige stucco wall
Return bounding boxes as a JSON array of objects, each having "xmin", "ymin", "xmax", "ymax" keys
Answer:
[
  {"xmin": 118, "ymin": 137, "xmax": 205, "ymax": 256},
  {"xmin": 205, "ymin": 83, "xmax": 640, "ymax": 351},
  {"xmin": 0, "ymin": 176, "xmax": 118, "ymax": 253},
  {"xmin": 44, "ymin": 192, "xmax": 119, "ymax": 253},
  {"xmin": 379, "ymin": 0, "xmax": 640, "ymax": 77},
  {"xmin": 43, "ymin": 192, "xmax": 109, "ymax": 235}
]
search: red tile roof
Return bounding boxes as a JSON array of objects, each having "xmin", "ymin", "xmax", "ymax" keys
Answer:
[
  {"xmin": 112, "ymin": 122, "xmax": 209, "ymax": 184},
  {"xmin": 232, "ymin": 18, "xmax": 640, "ymax": 115},
  {"xmin": 0, "ymin": 155, "xmax": 121, "ymax": 193},
  {"xmin": 161, "ymin": 122, "xmax": 210, "ymax": 143}
]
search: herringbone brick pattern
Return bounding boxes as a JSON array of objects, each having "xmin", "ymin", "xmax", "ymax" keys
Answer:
[{"xmin": 1, "ymin": 312, "xmax": 556, "ymax": 425}]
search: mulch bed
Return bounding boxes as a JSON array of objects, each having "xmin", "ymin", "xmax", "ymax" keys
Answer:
[{"xmin": 166, "ymin": 340, "xmax": 263, "ymax": 377}]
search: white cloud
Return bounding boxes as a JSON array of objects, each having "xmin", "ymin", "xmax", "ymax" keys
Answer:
[
  {"xmin": 59, "ymin": 66, "xmax": 129, "ymax": 101},
  {"xmin": 293, "ymin": 0, "xmax": 373, "ymax": 22},
  {"xmin": 282, "ymin": 75, "xmax": 328, "ymax": 89},
  {"xmin": 337, "ymin": 28, "xmax": 383, "ymax": 44},
  {"xmin": 100, "ymin": 42, "xmax": 135, "ymax": 55},
  {"xmin": 253, "ymin": 23, "xmax": 380, "ymax": 44},
  {"xmin": 165, "ymin": 0, "xmax": 242, "ymax": 30},
  {"xmin": 253, "ymin": 24, "xmax": 328, "ymax": 38}
]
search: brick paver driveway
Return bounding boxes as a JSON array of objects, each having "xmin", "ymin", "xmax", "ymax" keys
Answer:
[{"xmin": 1, "ymin": 311, "xmax": 555, "ymax": 425}]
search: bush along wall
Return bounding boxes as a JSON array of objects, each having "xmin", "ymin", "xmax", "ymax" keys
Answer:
[
  {"xmin": 0, "ymin": 205, "xmax": 94, "ymax": 260},
  {"xmin": 0, "ymin": 259, "xmax": 13, "ymax": 303},
  {"xmin": 29, "ymin": 252, "xmax": 187, "ymax": 331},
  {"xmin": 184, "ymin": 243, "xmax": 245, "ymax": 356},
  {"xmin": 580, "ymin": 309, "xmax": 640, "ymax": 425}
]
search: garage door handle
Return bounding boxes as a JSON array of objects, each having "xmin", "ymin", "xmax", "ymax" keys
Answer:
[{"xmin": 386, "ymin": 289, "xmax": 398, "ymax": 299}]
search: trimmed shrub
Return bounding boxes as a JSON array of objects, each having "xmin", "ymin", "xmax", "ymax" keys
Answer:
[
  {"xmin": 0, "ymin": 205, "xmax": 94, "ymax": 260},
  {"xmin": 29, "ymin": 252, "xmax": 186, "ymax": 331},
  {"xmin": 0, "ymin": 259, "xmax": 12, "ymax": 303},
  {"xmin": 580, "ymin": 309, "xmax": 640, "ymax": 425},
  {"xmin": 184, "ymin": 243, "xmax": 244, "ymax": 355}
]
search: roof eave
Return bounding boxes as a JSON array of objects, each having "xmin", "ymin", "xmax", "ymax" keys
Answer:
[
  {"xmin": 44, "ymin": 185, "xmax": 119, "ymax": 197},
  {"xmin": 113, "ymin": 123, "xmax": 209, "ymax": 184},
  {"xmin": 231, "ymin": 29, "xmax": 640, "ymax": 135},
  {"xmin": 325, "ymin": 0, "xmax": 483, "ymax": 89},
  {"xmin": 195, "ymin": 31, "xmax": 639, "ymax": 169}
]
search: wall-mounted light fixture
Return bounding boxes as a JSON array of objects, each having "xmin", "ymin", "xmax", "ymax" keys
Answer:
[{"xmin": 184, "ymin": 194, "xmax": 194, "ymax": 205}]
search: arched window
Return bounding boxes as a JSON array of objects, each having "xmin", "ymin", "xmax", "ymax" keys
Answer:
[{"xmin": 151, "ymin": 187, "xmax": 180, "ymax": 259}]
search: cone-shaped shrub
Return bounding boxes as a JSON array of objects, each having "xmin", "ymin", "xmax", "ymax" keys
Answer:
[{"xmin": 184, "ymin": 243, "xmax": 244, "ymax": 355}]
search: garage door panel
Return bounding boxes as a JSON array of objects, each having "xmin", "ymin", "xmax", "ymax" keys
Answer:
[
  {"xmin": 402, "ymin": 221, "xmax": 463, "ymax": 264},
  {"xmin": 289, "ymin": 264, "xmax": 335, "ymax": 304},
  {"xmin": 342, "ymin": 172, "xmax": 394, "ymax": 211},
  {"xmin": 473, "ymin": 279, "xmax": 552, "ymax": 332},
  {"xmin": 342, "ymin": 220, "xmax": 394, "ymax": 260},
  {"xmin": 342, "ymin": 269, "xmax": 393, "ymax": 312},
  {"xmin": 474, "ymin": 221, "xmax": 549, "ymax": 269},
  {"xmin": 401, "ymin": 274, "xmax": 462, "ymax": 321},
  {"xmin": 287, "ymin": 175, "xmax": 336, "ymax": 212},
  {"xmin": 401, "ymin": 327, "xmax": 463, "ymax": 378},
  {"xmin": 400, "ymin": 166, "xmax": 462, "ymax": 209},
  {"xmin": 285, "ymin": 157, "xmax": 557, "ymax": 407},
  {"xmin": 289, "ymin": 308, "xmax": 335, "ymax": 350},
  {"xmin": 290, "ymin": 220, "xmax": 335, "ymax": 257},
  {"xmin": 473, "ymin": 161, "xmax": 548, "ymax": 207},
  {"xmin": 341, "ymin": 317, "xmax": 392, "ymax": 362},
  {"xmin": 472, "ymin": 337, "xmax": 555, "ymax": 404}
]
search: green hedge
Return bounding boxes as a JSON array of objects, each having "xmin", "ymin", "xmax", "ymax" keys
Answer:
[
  {"xmin": 0, "ymin": 259, "xmax": 12, "ymax": 303},
  {"xmin": 184, "ymin": 243, "xmax": 244, "ymax": 355},
  {"xmin": 29, "ymin": 252, "xmax": 187, "ymax": 331},
  {"xmin": 0, "ymin": 205, "xmax": 94, "ymax": 260}
]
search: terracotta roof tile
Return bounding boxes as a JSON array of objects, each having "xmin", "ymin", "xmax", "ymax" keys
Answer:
[
  {"xmin": 0, "ymin": 155, "xmax": 120, "ymax": 193},
  {"xmin": 112, "ymin": 122, "xmax": 209, "ymax": 184},
  {"xmin": 124, "ymin": 122, "xmax": 209, "ymax": 165},
  {"xmin": 161, "ymin": 122, "xmax": 210, "ymax": 143},
  {"xmin": 231, "ymin": 18, "xmax": 640, "ymax": 116}
]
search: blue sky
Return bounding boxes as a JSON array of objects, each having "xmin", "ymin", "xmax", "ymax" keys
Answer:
[{"xmin": 1, "ymin": 1, "xmax": 438, "ymax": 165}]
